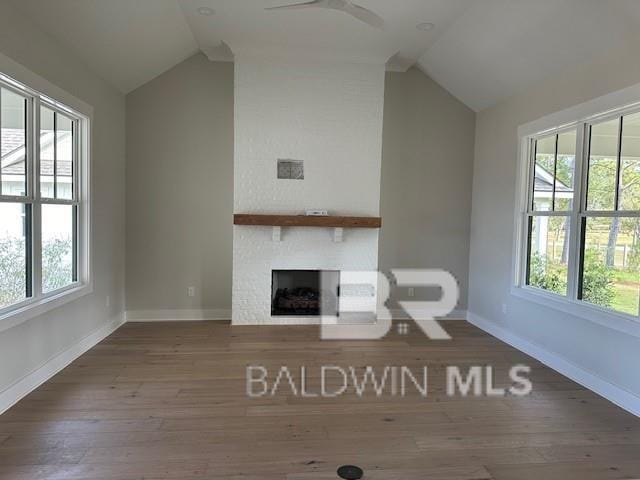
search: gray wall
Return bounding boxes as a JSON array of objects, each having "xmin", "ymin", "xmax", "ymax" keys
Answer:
[
  {"xmin": 380, "ymin": 68, "xmax": 476, "ymax": 312},
  {"xmin": 0, "ymin": 3, "xmax": 125, "ymax": 393},
  {"xmin": 469, "ymin": 36, "xmax": 640, "ymax": 396},
  {"xmin": 125, "ymin": 61, "xmax": 475, "ymax": 316},
  {"xmin": 126, "ymin": 54, "xmax": 233, "ymax": 313}
]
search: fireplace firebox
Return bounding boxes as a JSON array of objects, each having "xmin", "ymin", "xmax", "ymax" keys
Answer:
[{"xmin": 271, "ymin": 270, "xmax": 340, "ymax": 316}]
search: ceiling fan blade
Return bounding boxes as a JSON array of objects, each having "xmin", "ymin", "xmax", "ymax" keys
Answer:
[
  {"xmin": 342, "ymin": 2, "xmax": 384, "ymax": 29},
  {"xmin": 265, "ymin": 0, "xmax": 383, "ymax": 30},
  {"xmin": 265, "ymin": 0, "xmax": 323, "ymax": 10}
]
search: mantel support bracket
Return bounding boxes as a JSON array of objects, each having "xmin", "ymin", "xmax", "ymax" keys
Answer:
[{"xmin": 272, "ymin": 226, "xmax": 282, "ymax": 242}]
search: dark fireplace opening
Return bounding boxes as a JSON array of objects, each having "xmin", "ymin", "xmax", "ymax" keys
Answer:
[{"xmin": 271, "ymin": 270, "xmax": 340, "ymax": 316}]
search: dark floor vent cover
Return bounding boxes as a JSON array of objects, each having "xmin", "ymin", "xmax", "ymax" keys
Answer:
[{"xmin": 337, "ymin": 465, "xmax": 363, "ymax": 479}]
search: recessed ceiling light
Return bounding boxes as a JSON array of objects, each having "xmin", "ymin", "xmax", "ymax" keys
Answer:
[
  {"xmin": 416, "ymin": 22, "xmax": 435, "ymax": 31},
  {"xmin": 197, "ymin": 6, "xmax": 215, "ymax": 16}
]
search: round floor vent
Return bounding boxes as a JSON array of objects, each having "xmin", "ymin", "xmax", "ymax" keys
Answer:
[{"xmin": 337, "ymin": 465, "xmax": 364, "ymax": 479}]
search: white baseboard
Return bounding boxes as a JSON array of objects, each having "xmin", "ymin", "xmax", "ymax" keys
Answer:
[
  {"xmin": 467, "ymin": 312, "xmax": 640, "ymax": 418},
  {"xmin": 390, "ymin": 308, "xmax": 467, "ymax": 320},
  {"xmin": 237, "ymin": 318, "xmax": 324, "ymax": 326},
  {"xmin": 125, "ymin": 309, "xmax": 231, "ymax": 322},
  {"xmin": 124, "ymin": 308, "xmax": 466, "ymax": 324},
  {"xmin": 233, "ymin": 310, "xmax": 468, "ymax": 326},
  {"xmin": 0, "ymin": 313, "xmax": 125, "ymax": 416}
]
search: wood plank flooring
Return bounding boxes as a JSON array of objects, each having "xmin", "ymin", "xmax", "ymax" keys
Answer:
[{"xmin": 0, "ymin": 320, "xmax": 639, "ymax": 479}]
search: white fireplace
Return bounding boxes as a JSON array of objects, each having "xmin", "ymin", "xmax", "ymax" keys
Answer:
[{"xmin": 232, "ymin": 54, "xmax": 385, "ymax": 325}]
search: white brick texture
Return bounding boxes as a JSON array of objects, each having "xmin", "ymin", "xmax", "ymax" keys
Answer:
[{"xmin": 232, "ymin": 56, "xmax": 385, "ymax": 324}]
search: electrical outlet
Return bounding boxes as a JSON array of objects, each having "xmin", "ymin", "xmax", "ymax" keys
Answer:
[
  {"xmin": 502, "ymin": 303, "xmax": 508, "ymax": 315},
  {"xmin": 408, "ymin": 287, "xmax": 415, "ymax": 297},
  {"xmin": 188, "ymin": 286, "xmax": 196, "ymax": 298}
]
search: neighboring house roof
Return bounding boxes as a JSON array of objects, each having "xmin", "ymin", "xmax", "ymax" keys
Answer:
[
  {"xmin": 1, "ymin": 128, "xmax": 72, "ymax": 177},
  {"xmin": 534, "ymin": 164, "xmax": 573, "ymax": 198},
  {"xmin": 1, "ymin": 128, "xmax": 25, "ymax": 158}
]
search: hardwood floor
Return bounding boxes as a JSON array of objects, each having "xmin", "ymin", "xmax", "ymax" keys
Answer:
[{"xmin": 0, "ymin": 320, "xmax": 639, "ymax": 479}]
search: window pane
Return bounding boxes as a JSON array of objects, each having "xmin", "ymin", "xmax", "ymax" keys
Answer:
[
  {"xmin": 587, "ymin": 118, "xmax": 619, "ymax": 211},
  {"xmin": 533, "ymin": 135, "xmax": 556, "ymax": 211},
  {"xmin": 1, "ymin": 88, "xmax": 27, "ymax": 196},
  {"xmin": 526, "ymin": 215, "xmax": 570, "ymax": 295},
  {"xmin": 0, "ymin": 203, "xmax": 29, "ymax": 308},
  {"xmin": 42, "ymin": 204, "xmax": 76, "ymax": 293},
  {"xmin": 40, "ymin": 106, "xmax": 55, "ymax": 199},
  {"xmin": 554, "ymin": 130, "xmax": 576, "ymax": 211},
  {"xmin": 56, "ymin": 114, "xmax": 73, "ymax": 200},
  {"xmin": 620, "ymin": 112, "xmax": 640, "ymax": 211},
  {"xmin": 581, "ymin": 217, "xmax": 640, "ymax": 315}
]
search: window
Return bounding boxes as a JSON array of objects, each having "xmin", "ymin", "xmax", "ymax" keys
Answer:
[
  {"xmin": 519, "ymin": 107, "xmax": 640, "ymax": 319},
  {"xmin": 526, "ymin": 129, "xmax": 576, "ymax": 296},
  {"xmin": 0, "ymin": 73, "xmax": 88, "ymax": 318}
]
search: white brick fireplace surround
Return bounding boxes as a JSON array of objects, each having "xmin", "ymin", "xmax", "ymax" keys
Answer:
[{"xmin": 232, "ymin": 55, "xmax": 386, "ymax": 324}]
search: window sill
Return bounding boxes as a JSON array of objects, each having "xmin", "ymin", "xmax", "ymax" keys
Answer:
[
  {"xmin": 0, "ymin": 283, "xmax": 93, "ymax": 334},
  {"xmin": 510, "ymin": 286, "xmax": 640, "ymax": 338}
]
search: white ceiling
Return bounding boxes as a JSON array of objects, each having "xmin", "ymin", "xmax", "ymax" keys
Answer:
[
  {"xmin": 10, "ymin": 0, "xmax": 200, "ymax": 94},
  {"xmin": 417, "ymin": 0, "xmax": 640, "ymax": 111},
  {"xmin": 9, "ymin": 0, "xmax": 640, "ymax": 110},
  {"xmin": 178, "ymin": 0, "xmax": 470, "ymax": 67}
]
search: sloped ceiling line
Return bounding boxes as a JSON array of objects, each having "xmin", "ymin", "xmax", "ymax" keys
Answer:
[{"xmin": 8, "ymin": 0, "xmax": 640, "ymax": 110}]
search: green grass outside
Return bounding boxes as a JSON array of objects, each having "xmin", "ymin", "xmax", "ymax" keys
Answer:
[
  {"xmin": 611, "ymin": 270, "xmax": 640, "ymax": 315},
  {"xmin": 535, "ymin": 260, "xmax": 639, "ymax": 315}
]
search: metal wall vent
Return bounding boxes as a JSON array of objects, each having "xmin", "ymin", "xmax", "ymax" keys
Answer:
[{"xmin": 277, "ymin": 159, "xmax": 304, "ymax": 180}]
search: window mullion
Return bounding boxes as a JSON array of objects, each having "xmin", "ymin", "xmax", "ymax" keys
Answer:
[
  {"xmin": 526, "ymin": 138, "xmax": 537, "ymax": 214},
  {"xmin": 24, "ymin": 203, "xmax": 33, "ymax": 299},
  {"xmin": 53, "ymin": 112, "xmax": 58, "ymax": 199},
  {"xmin": 72, "ymin": 205, "xmax": 78, "ymax": 282},
  {"xmin": 567, "ymin": 123, "xmax": 588, "ymax": 301},
  {"xmin": 33, "ymin": 97, "xmax": 41, "ymax": 203},
  {"xmin": 26, "ymin": 95, "xmax": 36, "ymax": 299},
  {"xmin": 27, "ymin": 96, "xmax": 35, "ymax": 201},
  {"xmin": 519, "ymin": 139, "xmax": 536, "ymax": 287},
  {"xmin": 73, "ymin": 119, "xmax": 78, "ymax": 201},
  {"xmin": 551, "ymin": 134, "xmax": 558, "ymax": 211},
  {"xmin": 31, "ymin": 202, "xmax": 43, "ymax": 299},
  {"xmin": 0, "ymin": 89, "xmax": 2, "ymax": 195},
  {"xmin": 32, "ymin": 96, "xmax": 43, "ymax": 300},
  {"xmin": 614, "ymin": 117, "xmax": 623, "ymax": 211}
]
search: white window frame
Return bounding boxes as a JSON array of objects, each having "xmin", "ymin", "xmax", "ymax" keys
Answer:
[
  {"xmin": 512, "ymin": 84, "xmax": 640, "ymax": 338},
  {"xmin": 0, "ymin": 70, "xmax": 91, "ymax": 333}
]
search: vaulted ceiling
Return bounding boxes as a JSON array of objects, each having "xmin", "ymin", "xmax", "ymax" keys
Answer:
[{"xmin": 9, "ymin": 0, "xmax": 640, "ymax": 111}]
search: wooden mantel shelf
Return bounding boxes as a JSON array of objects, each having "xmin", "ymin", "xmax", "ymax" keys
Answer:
[
  {"xmin": 233, "ymin": 214, "xmax": 382, "ymax": 229},
  {"xmin": 233, "ymin": 214, "xmax": 381, "ymax": 242}
]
